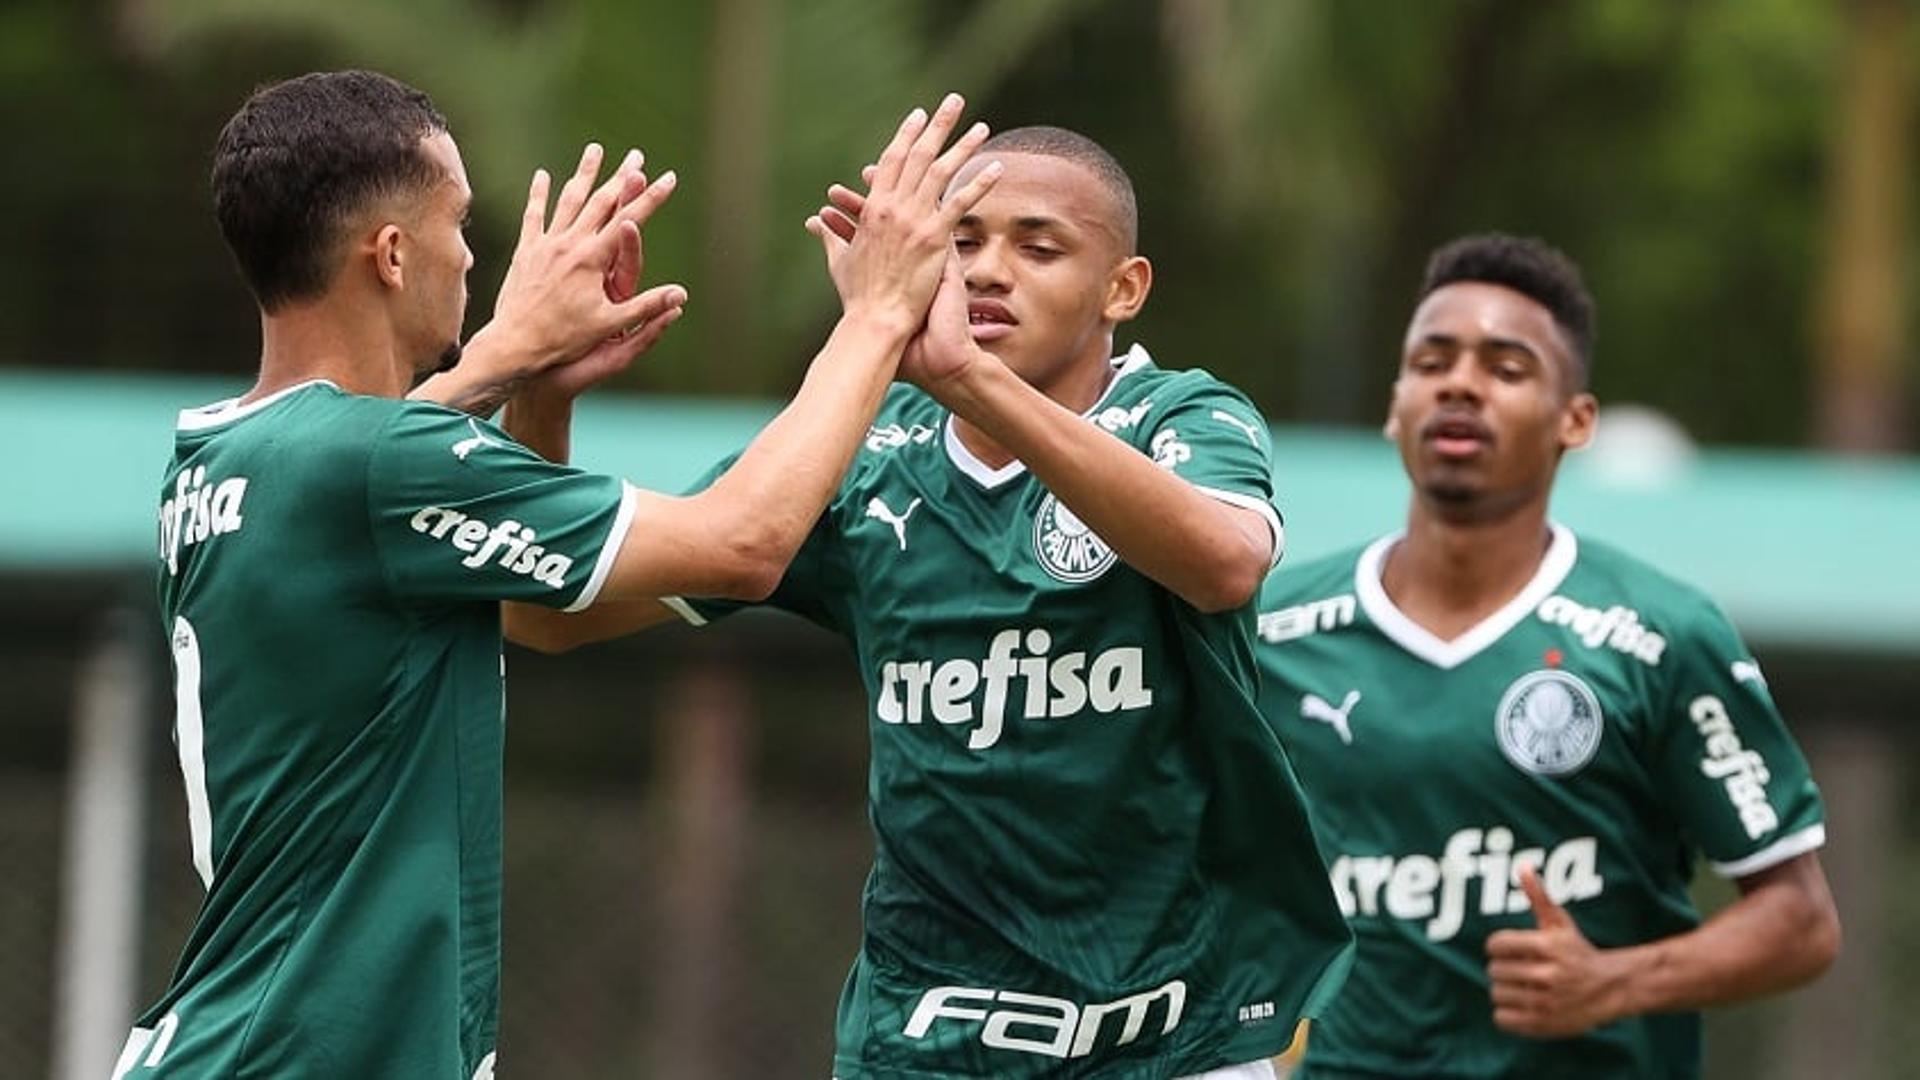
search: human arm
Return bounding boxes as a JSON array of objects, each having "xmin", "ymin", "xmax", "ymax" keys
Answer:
[
  {"xmin": 500, "ymin": 96, "xmax": 1001, "ymax": 649},
  {"xmin": 910, "ymin": 263, "xmax": 1275, "ymax": 612},
  {"xmin": 1485, "ymin": 854, "xmax": 1838, "ymax": 1037}
]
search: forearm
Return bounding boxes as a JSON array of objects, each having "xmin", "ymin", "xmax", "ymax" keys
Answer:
[
  {"xmin": 934, "ymin": 362, "xmax": 1270, "ymax": 611},
  {"xmin": 503, "ymin": 597, "xmax": 678, "ymax": 652},
  {"xmin": 411, "ymin": 323, "xmax": 549, "ymax": 417},
  {"xmin": 595, "ymin": 310, "xmax": 909, "ymax": 603},
  {"xmin": 1609, "ymin": 859, "xmax": 1839, "ymax": 1017},
  {"xmin": 501, "ymin": 389, "xmax": 574, "ymax": 464}
]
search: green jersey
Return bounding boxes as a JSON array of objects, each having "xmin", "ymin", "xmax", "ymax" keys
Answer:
[
  {"xmin": 679, "ymin": 348, "xmax": 1353, "ymax": 1079},
  {"xmin": 118, "ymin": 381, "xmax": 633, "ymax": 1080},
  {"xmin": 1255, "ymin": 526, "xmax": 1826, "ymax": 1079}
]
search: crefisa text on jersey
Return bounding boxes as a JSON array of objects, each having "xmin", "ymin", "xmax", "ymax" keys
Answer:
[
  {"xmin": 1329, "ymin": 827, "xmax": 1604, "ymax": 942},
  {"xmin": 159, "ymin": 466, "xmax": 249, "ymax": 576},
  {"xmin": 1535, "ymin": 595, "xmax": 1667, "ymax": 664},
  {"xmin": 408, "ymin": 506, "xmax": 574, "ymax": 588},
  {"xmin": 875, "ymin": 628, "xmax": 1154, "ymax": 750},
  {"xmin": 1689, "ymin": 694, "xmax": 1780, "ymax": 840}
]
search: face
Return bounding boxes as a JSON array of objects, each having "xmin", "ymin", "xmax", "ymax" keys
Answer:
[
  {"xmin": 945, "ymin": 153, "xmax": 1149, "ymax": 400},
  {"xmin": 395, "ymin": 131, "xmax": 474, "ymax": 375},
  {"xmin": 1386, "ymin": 282, "xmax": 1596, "ymax": 521}
]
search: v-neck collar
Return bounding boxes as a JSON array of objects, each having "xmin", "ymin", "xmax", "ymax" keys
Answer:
[
  {"xmin": 943, "ymin": 345, "xmax": 1153, "ymax": 490},
  {"xmin": 177, "ymin": 379, "xmax": 339, "ymax": 432},
  {"xmin": 1355, "ymin": 522, "xmax": 1578, "ymax": 670}
]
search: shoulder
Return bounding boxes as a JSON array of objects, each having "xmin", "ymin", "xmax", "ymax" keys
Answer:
[
  {"xmin": 858, "ymin": 384, "xmax": 945, "ymax": 458},
  {"xmin": 1554, "ymin": 531, "xmax": 1743, "ymax": 660},
  {"xmin": 1255, "ymin": 543, "xmax": 1371, "ymax": 645},
  {"xmin": 1111, "ymin": 346, "xmax": 1263, "ymax": 415}
]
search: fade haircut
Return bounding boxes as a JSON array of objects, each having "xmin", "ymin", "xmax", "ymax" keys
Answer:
[
  {"xmin": 978, "ymin": 126, "xmax": 1138, "ymax": 254},
  {"xmin": 212, "ymin": 70, "xmax": 449, "ymax": 311},
  {"xmin": 1419, "ymin": 233, "xmax": 1596, "ymax": 388}
]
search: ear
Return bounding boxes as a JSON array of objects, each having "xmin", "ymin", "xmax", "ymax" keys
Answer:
[
  {"xmin": 373, "ymin": 223, "xmax": 406, "ymax": 292},
  {"xmin": 1560, "ymin": 391, "xmax": 1598, "ymax": 452},
  {"xmin": 1102, "ymin": 255, "xmax": 1152, "ymax": 324}
]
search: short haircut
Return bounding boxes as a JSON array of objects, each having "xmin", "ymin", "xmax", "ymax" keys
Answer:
[
  {"xmin": 1419, "ymin": 233, "xmax": 1596, "ymax": 386},
  {"xmin": 212, "ymin": 70, "xmax": 449, "ymax": 311},
  {"xmin": 978, "ymin": 126, "xmax": 1138, "ymax": 254}
]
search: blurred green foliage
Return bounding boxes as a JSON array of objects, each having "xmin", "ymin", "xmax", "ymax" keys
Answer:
[{"xmin": 2, "ymin": 0, "xmax": 1914, "ymax": 446}]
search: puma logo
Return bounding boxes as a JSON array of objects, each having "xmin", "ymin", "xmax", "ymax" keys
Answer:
[
  {"xmin": 452, "ymin": 418, "xmax": 500, "ymax": 461},
  {"xmin": 865, "ymin": 496, "xmax": 923, "ymax": 551},
  {"xmin": 1210, "ymin": 409, "xmax": 1263, "ymax": 446},
  {"xmin": 1301, "ymin": 690, "xmax": 1360, "ymax": 745}
]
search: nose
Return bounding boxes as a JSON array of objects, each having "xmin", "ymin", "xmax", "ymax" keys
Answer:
[
  {"xmin": 961, "ymin": 236, "xmax": 1011, "ymax": 294},
  {"xmin": 1435, "ymin": 350, "xmax": 1487, "ymax": 404}
]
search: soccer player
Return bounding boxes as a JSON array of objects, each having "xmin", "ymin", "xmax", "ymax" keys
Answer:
[
  {"xmin": 505, "ymin": 127, "xmax": 1354, "ymax": 1079},
  {"xmin": 1255, "ymin": 234, "xmax": 1840, "ymax": 1078},
  {"xmin": 120, "ymin": 71, "xmax": 994, "ymax": 1078}
]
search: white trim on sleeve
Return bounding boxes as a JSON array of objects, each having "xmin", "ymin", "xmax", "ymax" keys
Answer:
[
  {"xmin": 566, "ymin": 481, "xmax": 638, "ymax": 613},
  {"xmin": 659, "ymin": 596, "xmax": 709, "ymax": 626},
  {"xmin": 1710, "ymin": 823, "xmax": 1827, "ymax": 879},
  {"xmin": 1193, "ymin": 485, "xmax": 1286, "ymax": 569}
]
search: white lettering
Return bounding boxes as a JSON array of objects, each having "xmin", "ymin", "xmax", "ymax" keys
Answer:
[
  {"xmin": 1688, "ymin": 695, "xmax": 1780, "ymax": 839},
  {"xmin": 1329, "ymin": 830, "xmax": 1607, "ymax": 941},
  {"xmin": 158, "ymin": 469, "xmax": 252, "ymax": 577},
  {"xmin": 405, "ymin": 507, "xmax": 575, "ymax": 591},
  {"xmin": 905, "ymin": 980, "xmax": 1187, "ymax": 1060}
]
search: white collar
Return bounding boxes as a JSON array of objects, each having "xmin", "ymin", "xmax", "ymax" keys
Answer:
[
  {"xmin": 177, "ymin": 379, "xmax": 337, "ymax": 432},
  {"xmin": 1354, "ymin": 522, "xmax": 1578, "ymax": 669},
  {"xmin": 943, "ymin": 344, "xmax": 1153, "ymax": 489}
]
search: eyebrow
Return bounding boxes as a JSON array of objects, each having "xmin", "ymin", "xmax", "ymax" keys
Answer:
[
  {"xmin": 1414, "ymin": 333, "xmax": 1542, "ymax": 363},
  {"xmin": 955, "ymin": 213, "xmax": 1074, "ymax": 234}
]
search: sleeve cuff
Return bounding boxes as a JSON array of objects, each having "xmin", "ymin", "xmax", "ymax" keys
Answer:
[
  {"xmin": 659, "ymin": 596, "xmax": 709, "ymax": 627},
  {"xmin": 1710, "ymin": 822, "xmax": 1827, "ymax": 879},
  {"xmin": 1193, "ymin": 485, "xmax": 1286, "ymax": 568},
  {"xmin": 565, "ymin": 481, "xmax": 638, "ymax": 613}
]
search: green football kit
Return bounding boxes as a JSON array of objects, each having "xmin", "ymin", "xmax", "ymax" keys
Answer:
[
  {"xmin": 117, "ymin": 381, "xmax": 634, "ymax": 1079},
  {"xmin": 1255, "ymin": 526, "xmax": 1826, "ymax": 1079},
  {"xmin": 674, "ymin": 348, "xmax": 1353, "ymax": 1079}
]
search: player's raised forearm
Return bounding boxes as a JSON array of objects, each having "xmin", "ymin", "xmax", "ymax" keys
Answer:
[
  {"xmin": 598, "ymin": 310, "xmax": 912, "ymax": 602},
  {"xmin": 1612, "ymin": 853, "xmax": 1839, "ymax": 1019},
  {"xmin": 936, "ymin": 360, "xmax": 1272, "ymax": 611}
]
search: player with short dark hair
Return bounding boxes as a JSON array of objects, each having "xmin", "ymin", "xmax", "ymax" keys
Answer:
[
  {"xmin": 118, "ymin": 71, "xmax": 996, "ymax": 1078},
  {"xmin": 506, "ymin": 125, "xmax": 1353, "ymax": 1080},
  {"xmin": 1256, "ymin": 233, "xmax": 1839, "ymax": 1078}
]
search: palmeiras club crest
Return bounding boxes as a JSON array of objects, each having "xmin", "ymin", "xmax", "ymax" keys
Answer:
[
  {"xmin": 1494, "ymin": 669, "xmax": 1604, "ymax": 776},
  {"xmin": 1032, "ymin": 492, "xmax": 1118, "ymax": 583}
]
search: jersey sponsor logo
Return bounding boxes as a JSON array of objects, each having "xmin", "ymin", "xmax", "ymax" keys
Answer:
[
  {"xmin": 1329, "ymin": 828, "xmax": 1604, "ymax": 942},
  {"xmin": 1033, "ymin": 493, "xmax": 1118, "ymax": 583},
  {"xmin": 1092, "ymin": 397, "xmax": 1154, "ymax": 433},
  {"xmin": 1300, "ymin": 690, "xmax": 1360, "ymax": 745},
  {"xmin": 1534, "ymin": 595, "xmax": 1667, "ymax": 665},
  {"xmin": 451, "ymin": 417, "xmax": 501, "ymax": 460},
  {"xmin": 1210, "ymin": 409, "xmax": 1263, "ymax": 446},
  {"xmin": 875, "ymin": 628, "xmax": 1154, "ymax": 750},
  {"xmin": 1257, "ymin": 595, "xmax": 1356, "ymax": 643},
  {"xmin": 158, "ymin": 466, "xmax": 249, "ymax": 576},
  {"xmin": 408, "ymin": 507, "xmax": 574, "ymax": 588},
  {"xmin": 1495, "ymin": 670, "xmax": 1604, "ymax": 776},
  {"xmin": 1689, "ymin": 694, "xmax": 1780, "ymax": 840},
  {"xmin": 865, "ymin": 495, "xmax": 922, "ymax": 551},
  {"xmin": 866, "ymin": 422, "xmax": 937, "ymax": 452},
  {"xmin": 904, "ymin": 979, "xmax": 1185, "ymax": 1060},
  {"xmin": 1731, "ymin": 659, "xmax": 1768, "ymax": 689},
  {"xmin": 1149, "ymin": 428, "xmax": 1192, "ymax": 469}
]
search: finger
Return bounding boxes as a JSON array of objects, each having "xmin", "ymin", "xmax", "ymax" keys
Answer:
[
  {"xmin": 870, "ymin": 106, "xmax": 930, "ymax": 193},
  {"xmin": 826, "ymin": 183, "xmax": 867, "ymax": 217},
  {"xmin": 805, "ymin": 214, "xmax": 849, "ymax": 262},
  {"xmin": 1488, "ymin": 981, "xmax": 1540, "ymax": 1008},
  {"xmin": 896, "ymin": 92, "xmax": 966, "ymax": 194},
  {"xmin": 1492, "ymin": 1007, "xmax": 1542, "ymax": 1036},
  {"xmin": 604, "ymin": 222, "xmax": 641, "ymax": 303},
  {"xmin": 608, "ymin": 282, "xmax": 689, "ymax": 332},
  {"xmin": 1517, "ymin": 864, "xmax": 1573, "ymax": 930},
  {"xmin": 1487, "ymin": 959, "xmax": 1551, "ymax": 987},
  {"xmin": 861, "ymin": 164, "xmax": 878, "ymax": 187},
  {"xmin": 921, "ymin": 119, "xmax": 990, "ymax": 202},
  {"xmin": 937, "ymin": 158, "xmax": 1004, "ymax": 227},
  {"xmin": 616, "ymin": 302, "xmax": 685, "ymax": 357},
  {"xmin": 551, "ymin": 143, "xmax": 607, "ymax": 233},
  {"xmin": 1484, "ymin": 929, "xmax": 1545, "ymax": 960},
  {"xmin": 520, "ymin": 168, "xmax": 552, "ymax": 246},
  {"xmin": 612, "ymin": 169, "xmax": 678, "ymax": 232},
  {"xmin": 574, "ymin": 148, "xmax": 645, "ymax": 235},
  {"xmin": 820, "ymin": 206, "xmax": 859, "ymax": 244}
]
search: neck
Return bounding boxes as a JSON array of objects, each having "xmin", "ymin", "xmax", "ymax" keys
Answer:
[
  {"xmin": 952, "ymin": 336, "xmax": 1119, "ymax": 469},
  {"xmin": 245, "ymin": 292, "xmax": 413, "ymax": 405},
  {"xmin": 1381, "ymin": 495, "xmax": 1555, "ymax": 641}
]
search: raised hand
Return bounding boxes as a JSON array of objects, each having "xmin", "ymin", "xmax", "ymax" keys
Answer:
[
  {"xmin": 804, "ymin": 94, "xmax": 999, "ymax": 336},
  {"xmin": 1486, "ymin": 863, "xmax": 1629, "ymax": 1038},
  {"xmin": 486, "ymin": 143, "xmax": 687, "ymax": 376}
]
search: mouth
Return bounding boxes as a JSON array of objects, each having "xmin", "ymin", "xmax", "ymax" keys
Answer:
[
  {"xmin": 1420, "ymin": 412, "xmax": 1494, "ymax": 460},
  {"xmin": 967, "ymin": 300, "xmax": 1017, "ymax": 342}
]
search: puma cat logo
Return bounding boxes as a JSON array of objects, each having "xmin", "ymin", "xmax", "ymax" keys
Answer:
[
  {"xmin": 865, "ymin": 496, "xmax": 923, "ymax": 551},
  {"xmin": 1301, "ymin": 690, "xmax": 1361, "ymax": 745},
  {"xmin": 452, "ymin": 418, "xmax": 500, "ymax": 461}
]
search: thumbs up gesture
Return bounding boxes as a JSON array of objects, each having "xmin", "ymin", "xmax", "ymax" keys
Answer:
[{"xmin": 1485, "ymin": 863, "xmax": 1630, "ymax": 1038}]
